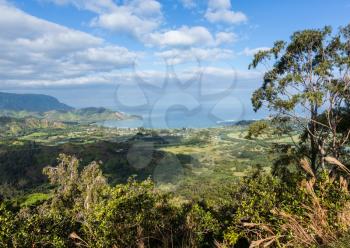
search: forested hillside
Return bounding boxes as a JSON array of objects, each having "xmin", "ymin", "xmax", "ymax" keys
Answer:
[
  {"xmin": 0, "ymin": 92, "xmax": 139, "ymax": 123},
  {"xmin": 0, "ymin": 92, "xmax": 73, "ymax": 112}
]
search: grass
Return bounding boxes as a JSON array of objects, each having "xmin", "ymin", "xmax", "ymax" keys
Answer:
[{"xmin": 154, "ymin": 126, "xmax": 281, "ymax": 199}]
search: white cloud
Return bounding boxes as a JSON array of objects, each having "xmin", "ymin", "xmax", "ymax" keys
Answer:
[
  {"xmin": 208, "ymin": 0, "xmax": 231, "ymax": 10},
  {"xmin": 156, "ymin": 48, "xmax": 234, "ymax": 65},
  {"xmin": 205, "ymin": 0, "xmax": 247, "ymax": 24},
  {"xmin": 0, "ymin": 2, "xmax": 137, "ymax": 87},
  {"xmin": 47, "ymin": 0, "xmax": 117, "ymax": 14},
  {"xmin": 48, "ymin": 0, "xmax": 162, "ymax": 39},
  {"xmin": 0, "ymin": 0, "xmax": 254, "ymax": 90},
  {"xmin": 15, "ymin": 32, "xmax": 101, "ymax": 58},
  {"xmin": 130, "ymin": 0, "xmax": 162, "ymax": 17},
  {"xmin": 0, "ymin": 2, "xmax": 100, "ymax": 45},
  {"xmin": 201, "ymin": 66, "xmax": 261, "ymax": 79},
  {"xmin": 205, "ymin": 10, "xmax": 247, "ymax": 24},
  {"xmin": 147, "ymin": 28, "xmax": 237, "ymax": 48},
  {"xmin": 147, "ymin": 26, "xmax": 214, "ymax": 47},
  {"xmin": 72, "ymin": 46, "xmax": 137, "ymax": 68},
  {"xmin": 241, "ymin": 47, "xmax": 270, "ymax": 56},
  {"xmin": 215, "ymin": 32, "xmax": 237, "ymax": 45},
  {"xmin": 48, "ymin": 0, "xmax": 240, "ymax": 50},
  {"xmin": 91, "ymin": 8, "xmax": 160, "ymax": 38}
]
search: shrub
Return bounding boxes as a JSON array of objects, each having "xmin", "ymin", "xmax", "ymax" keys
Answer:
[{"xmin": 82, "ymin": 179, "xmax": 183, "ymax": 247}]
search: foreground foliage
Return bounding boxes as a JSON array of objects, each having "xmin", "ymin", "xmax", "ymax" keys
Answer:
[{"xmin": 1, "ymin": 154, "xmax": 350, "ymax": 247}]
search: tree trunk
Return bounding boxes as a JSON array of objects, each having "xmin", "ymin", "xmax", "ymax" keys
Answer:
[{"xmin": 310, "ymin": 108, "xmax": 318, "ymax": 174}]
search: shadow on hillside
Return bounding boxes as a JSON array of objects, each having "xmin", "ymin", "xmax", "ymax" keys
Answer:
[{"xmin": 0, "ymin": 137, "xmax": 199, "ymax": 192}]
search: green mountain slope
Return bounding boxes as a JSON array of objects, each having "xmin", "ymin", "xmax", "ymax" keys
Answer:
[
  {"xmin": 0, "ymin": 92, "xmax": 73, "ymax": 112},
  {"xmin": 0, "ymin": 92, "xmax": 140, "ymax": 123},
  {"xmin": 0, "ymin": 108, "xmax": 139, "ymax": 123}
]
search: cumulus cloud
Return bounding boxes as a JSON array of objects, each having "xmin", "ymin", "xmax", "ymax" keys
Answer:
[
  {"xmin": 205, "ymin": 0, "xmax": 247, "ymax": 24},
  {"xmin": 0, "ymin": 2, "xmax": 137, "ymax": 87},
  {"xmin": 147, "ymin": 27, "xmax": 238, "ymax": 49},
  {"xmin": 48, "ymin": 0, "xmax": 162, "ymax": 39},
  {"xmin": 72, "ymin": 46, "xmax": 137, "ymax": 68},
  {"xmin": 48, "ymin": 0, "xmax": 240, "ymax": 50},
  {"xmin": 201, "ymin": 66, "xmax": 261, "ymax": 79},
  {"xmin": 91, "ymin": 9, "xmax": 160, "ymax": 38},
  {"xmin": 0, "ymin": 2, "xmax": 101, "ymax": 45},
  {"xmin": 208, "ymin": 0, "xmax": 231, "ymax": 10},
  {"xmin": 147, "ymin": 26, "xmax": 215, "ymax": 47},
  {"xmin": 48, "ymin": 0, "xmax": 117, "ymax": 14},
  {"xmin": 215, "ymin": 32, "xmax": 237, "ymax": 45},
  {"xmin": 241, "ymin": 47, "xmax": 271, "ymax": 56},
  {"xmin": 0, "ymin": 0, "xmax": 254, "ymax": 90},
  {"xmin": 156, "ymin": 48, "xmax": 234, "ymax": 65}
]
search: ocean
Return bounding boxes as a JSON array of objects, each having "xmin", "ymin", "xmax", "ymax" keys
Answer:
[{"xmin": 98, "ymin": 105, "xmax": 268, "ymax": 129}]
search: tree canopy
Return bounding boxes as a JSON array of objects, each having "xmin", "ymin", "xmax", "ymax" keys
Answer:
[{"xmin": 249, "ymin": 24, "xmax": 350, "ymax": 174}]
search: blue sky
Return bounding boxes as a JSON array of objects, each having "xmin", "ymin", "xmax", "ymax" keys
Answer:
[{"xmin": 0, "ymin": 0, "xmax": 349, "ymax": 122}]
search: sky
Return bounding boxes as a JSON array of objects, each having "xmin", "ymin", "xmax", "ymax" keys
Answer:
[{"xmin": 0, "ymin": 0, "xmax": 349, "ymax": 123}]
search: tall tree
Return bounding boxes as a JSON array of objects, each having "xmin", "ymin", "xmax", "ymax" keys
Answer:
[{"xmin": 249, "ymin": 24, "xmax": 350, "ymax": 175}]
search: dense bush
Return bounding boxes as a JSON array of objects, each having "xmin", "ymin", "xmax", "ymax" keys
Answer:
[
  {"xmin": 0, "ymin": 155, "xmax": 228, "ymax": 247},
  {"xmin": 1, "ymin": 154, "xmax": 350, "ymax": 247},
  {"xmin": 82, "ymin": 179, "xmax": 184, "ymax": 247},
  {"xmin": 222, "ymin": 168, "xmax": 350, "ymax": 247}
]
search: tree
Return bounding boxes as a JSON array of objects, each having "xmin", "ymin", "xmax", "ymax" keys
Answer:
[
  {"xmin": 249, "ymin": 24, "xmax": 350, "ymax": 175},
  {"xmin": 245, "ymin": 121, "xmax": 269, "ymax": 139},
  {"xmin": 43, "ymin": 154, "xmax": 107, "ymax": 212}
]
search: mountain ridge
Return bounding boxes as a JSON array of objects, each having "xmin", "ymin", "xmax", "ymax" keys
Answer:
[
  {"xmin": 0, "ymin": 92, "xmax": 140, "ymax": 123},
  {"xmin": 0, "ymin": 91, "xmax": 73, "ymax": 112}
]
